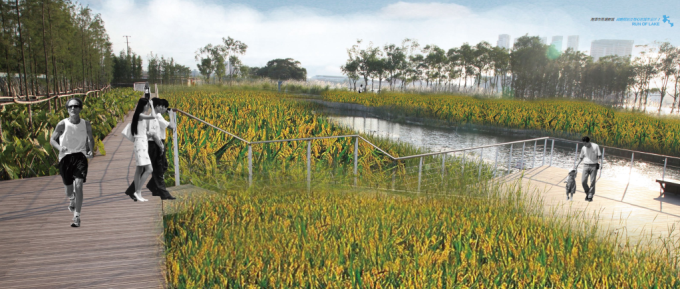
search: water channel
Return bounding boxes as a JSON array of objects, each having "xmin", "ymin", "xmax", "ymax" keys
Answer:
[{"xmin": 302, "ymin": 99, "xmax": 680, "ymax": 191}]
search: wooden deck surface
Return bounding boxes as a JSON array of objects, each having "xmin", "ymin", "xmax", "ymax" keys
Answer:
[
  {"xmin": 0, "ymin": 111, "xmax": 166, "ymax": 289},
  {"xmin": 497, "ymin": 165, "xmax": 680, "ymax": 256}
]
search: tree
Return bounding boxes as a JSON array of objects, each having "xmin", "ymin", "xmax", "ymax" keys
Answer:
[
  {"xmin": 220, "ymin": 37, "xmax": 247, "ymax": 81},
  {"xmin": 655, "ymin": 42, "xmax": 677, "ymax": 114},
  {"xmin": 340, "ymin": 59, "xmax": 359, "ymax": 91},
  {"xmin": 256, "ymin": 58, "xmax": 307, "ymax": 81}
]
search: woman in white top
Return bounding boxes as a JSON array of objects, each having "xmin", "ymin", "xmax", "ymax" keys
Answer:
[{"xmin": 131, "ymin": 98, "xmax": 158, "ymax": 202}]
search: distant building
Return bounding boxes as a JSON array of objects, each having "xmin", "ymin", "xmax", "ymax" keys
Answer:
[
  {"xmin": 310, "ymin": 75, "xmax": 348, "ymax": 84},
  {"xmin": 540, "ymin": 37, "xmax": 548, "ymax": 45},
  {"xmin": 551, "ymin": 36, "xmax": 563, "ymax": 51},
  {"xmin": 590, "ymin": 39, "xmax": 634, "ymax": 61},
  {"xmin": 497, "ymin": 34, "xmax": 511, "ymax": 49},
  {"xmin": 567, "ymin": 35, "xmax": 579, "ymax": 51}
]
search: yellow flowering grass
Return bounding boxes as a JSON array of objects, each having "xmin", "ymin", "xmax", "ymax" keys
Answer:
[{"xmin": 164, "ymin": 183, "xmax": 680, "ymax": 288}]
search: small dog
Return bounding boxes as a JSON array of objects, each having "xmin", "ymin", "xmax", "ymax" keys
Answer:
[{"xmin": 565, "ymin": 170, "xmax": 577, "ymax": 201}]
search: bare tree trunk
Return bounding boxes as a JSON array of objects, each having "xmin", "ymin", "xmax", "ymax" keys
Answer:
[{"xmin": 42, "ymin": 0, "xmax": 50, "ymax": 102}]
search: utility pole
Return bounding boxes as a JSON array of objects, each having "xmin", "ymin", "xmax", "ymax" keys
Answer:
[{"xmin": 123, "ymin": 35, "xmax": 131, "ymax": 56}]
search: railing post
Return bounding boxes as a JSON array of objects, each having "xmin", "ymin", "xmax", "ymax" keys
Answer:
[
  {"xmin": 663, "ymin": 157, "xmax": 667, "ymax": 181},
  {"xmin": 599, "ymin": 147, "xmax": 605, "ymax": 179},
  {"xmin": 441, "ymin": 153, "xmax": 446, "ymax": 179},
  {"xmin": 532, "ymin": 140, "xmax": 537, "ymax": 169},
  {"xmin": 494, "ymin": 147, "xmax": 499, "ymax": 178},
  {"xmin": 307, "ymin": 141, "xmax": 311, "ymax": 192},
  {"xmin": 173, "ymin": 110, "xmax": 180, "ymax": 187},
  {"xmin": 549, "ymin": 140, "xmax": 555, "ymax": 167},
  {"xmin": 622, "ymin": 152, "xmax": 634, "ymax": 201},
  {"xmin": 418, "ymin": 156, "xmax": 423, "ymax": 192},
  {"xmin": 573, "ymin": 143, "xmax": 579, "ymax": 169},
  {"xmin": 507, "ymin": 144, "xmax": 513, "ymax": 176},
  {"xmin": 354, "ymin": 137, "xmax": 358, "ymax": 186},
  {"xmin": 461, "ymin": 150, "xmax": 466, "ymax": 177},
  {"xmin": 392, "ymin": 161, "xmax": 396, "ymax": 191},
  {"xmin": 542, "ymin": 139, "xmax": 547, "ymax": 167},
  {"xmin": 478, "ymin": 148, "xmax": 483, "ymax": 181},
  {"xmin": 248, "ymin": 144, "xmax": 252, "ymax": 188},
  {"xmin": 520, "ymin": 142, "xmax": 525, "ymax": 170}
]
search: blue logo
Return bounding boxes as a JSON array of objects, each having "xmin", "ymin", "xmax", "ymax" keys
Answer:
[{"xmin": 663, "ymin": 15, "xmax": 674, "ymax": 27}]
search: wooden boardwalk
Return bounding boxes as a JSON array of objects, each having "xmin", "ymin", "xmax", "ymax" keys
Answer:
[
  {"xmin": 497, "ymin": 165, "xmax": 680, "ymax": 255},
  {"xmin": 0, "ymin": 111, "xmax": 167, "ymax": 289}
]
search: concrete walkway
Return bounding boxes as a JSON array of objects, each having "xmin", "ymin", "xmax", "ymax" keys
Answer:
[{"xmin": 497, "ymin": 165, "xmax": 680, "ymax": 256}]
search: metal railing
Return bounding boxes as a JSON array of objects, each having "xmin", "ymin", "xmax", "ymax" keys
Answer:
[{"xmin": 169, "ymin": 109, "xmax": 680, "ymax": 196}]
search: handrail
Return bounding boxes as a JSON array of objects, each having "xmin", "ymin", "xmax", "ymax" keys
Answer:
[
  {"xmin": 168, "ymin": 109, "xmax": 677, "ymax": 195},
  {"xmin": 394, "ymin": 137, "xmax": 551, "ymax": 160},
  {"xmin": 0, "ymin": 85, "xmax": 112, "ymax": 106},
  {"xmin": 172, "ymin": 108, "xmax": 250, "ymax": 143},
  {"xmin": 550, "ymin": 137, "xmax": 680, "ymax": 160},
  {"xmin": 251, "ymin": 134, "xmax": 359, "ymax": 145},
  {"xmin": 170, "ymin": 108, "xmax": 550, "ymax": 162}
]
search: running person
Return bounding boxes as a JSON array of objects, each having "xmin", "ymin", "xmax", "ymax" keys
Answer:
[
  {"xmin": 50, "ymin": 97, "xmax": 94, "ymax": 227},
  {"xmin": 572, "ymin": 136, "xmax": 602, "ymax": 202}
]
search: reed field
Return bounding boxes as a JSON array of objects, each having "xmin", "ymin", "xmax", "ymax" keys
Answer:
[
  {"xmin": 320, "ymin": 91, "xmax": 680, "ymax": 158},
  {"xmin": 0, "ymin": 88, "xmax": 140, "ymax": 180},
  {"xmin": 161, "ymin": 87, "xmax": 493, "ymax": 192},
  {"xmin": 161, "ymin": 87, "xmax": 679, "ymax": 288}
]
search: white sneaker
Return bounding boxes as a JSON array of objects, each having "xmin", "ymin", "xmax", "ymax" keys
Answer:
[{"xmin": 135, "ymin": 192, "xmax": 148, "ymax": 202}]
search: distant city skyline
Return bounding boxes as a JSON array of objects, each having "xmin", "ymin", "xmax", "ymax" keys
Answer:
[
  {"xmin": 567, "ymin": 35, "xmax": 580, "ymax": 51},
  {"xmin": 497, "ymin": 34, "xmax": 511, "ymax": 49},
  {"xmin": 551, "ymin": 36, "xmax": 564, "ymax": 51},
  {"xmin": 590, "ymin": 39, "xmax": 635, "ymax": 61},
  {"xmin": 82, "ymin": 0, "xmax": 678, "ymax": 77}
]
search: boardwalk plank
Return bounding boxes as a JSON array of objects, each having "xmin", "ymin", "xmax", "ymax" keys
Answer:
[{"xmin": 0, "ymin": 111, "xmax": 167, "ymax": 288}]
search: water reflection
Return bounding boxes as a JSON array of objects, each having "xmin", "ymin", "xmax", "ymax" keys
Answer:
[{"xmin": 317, "ymin": 104, "xmax": 680, "ymax": 192}]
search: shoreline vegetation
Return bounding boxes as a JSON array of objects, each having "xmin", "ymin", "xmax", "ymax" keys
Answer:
[
  {"xmin": 0, "ymin": 88, "xmax": 140, "ymax": 180},
  {"xmin": 160, "ymin": 86, "xmax": 679, "ymax": 288},
  {"xmin": 316, "ymin": 90, "xmax": 680, "ymax": 158}
]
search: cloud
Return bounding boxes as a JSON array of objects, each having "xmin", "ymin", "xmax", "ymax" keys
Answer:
[
  {"xmin": 92, "ymin": 1, "xmax": 669, "ymax": 78},
  {"xmin": 379, "ymin": 2, "xmax": 472, "ymax": 20}
]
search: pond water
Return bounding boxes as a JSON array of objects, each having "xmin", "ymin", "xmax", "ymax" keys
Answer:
[{"xmin": 302, "ymin": 99, "xmax": 680, "ymax": 191}]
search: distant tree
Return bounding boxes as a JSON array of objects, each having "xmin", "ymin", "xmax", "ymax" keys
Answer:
[
  {"xmin": 655, "ymin": 42, "xmax": 677, "ymax": 114},
  {"xmin": 257, "ymin": 58, "xmax": 307, "ymax": 81},
  {"xmin": 341, "ymin": 59, "xmax": 359, "ymax": 91}
]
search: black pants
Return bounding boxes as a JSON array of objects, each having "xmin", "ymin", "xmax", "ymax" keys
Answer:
[{"xmin": 125, "ymin": 141, "xmax": 170, "ymax": 198}]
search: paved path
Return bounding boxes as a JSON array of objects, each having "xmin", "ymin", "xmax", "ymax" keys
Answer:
[
  {"xmin": 497, "ymin": 165, "xmax": 680, "ymax": 256},
  {"xmin": 0, "ymin": 111, "xmax": 166, "ymax": 289}
]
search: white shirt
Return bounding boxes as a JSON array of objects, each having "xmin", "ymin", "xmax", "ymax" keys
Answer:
[
  {"xmin": 155, "ymin": 113, "xmax": 170, "ymax": 140},
  {"xmin": 579, "ymin": 143, "xmax": 601, "ymax": 164},
  {"xmin": 58, "ymin": 118, "xmax": 88, "ymax": 161},
  {"xmin": 146, "ymin": 106, "xmax": 160, "ymax": 141}
]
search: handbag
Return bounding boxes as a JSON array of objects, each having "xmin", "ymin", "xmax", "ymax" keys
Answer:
[{"xmin": 121, "ymin": 123, "xmax": 134, "ymax": 142}]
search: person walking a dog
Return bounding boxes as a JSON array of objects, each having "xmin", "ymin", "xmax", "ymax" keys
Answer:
[{"xmin": 572, "ymin": 136, "xmax": 602, "ymax": 202}]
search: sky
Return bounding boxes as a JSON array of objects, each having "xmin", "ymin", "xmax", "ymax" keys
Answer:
[{"xmin": 82, "ymin": 0, "xmax": 679, "ymax": 78}]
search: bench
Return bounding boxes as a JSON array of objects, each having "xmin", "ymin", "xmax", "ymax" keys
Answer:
[{"xmin": 656, "ymin": 179, "xmax": 680, "ymax": 197}]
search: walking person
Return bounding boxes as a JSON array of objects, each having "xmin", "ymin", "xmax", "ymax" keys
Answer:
[
  {"xmin": 572, "ymin": 136, "xmax": 602, "ymax": 202},
  {"xmin": 125, "ymin": 98, "xmax": 159, "ymax": 202},
  {"xmin": 50, "ymin": 97, "xmax": 94, "ymax": 227},
  {"xmin": 124, "ymin": 98, "xmax": 176, "ymax": 200},
  {"xmin": 147, "ymin": 99, "xmax": 176, "ymax": 200}
]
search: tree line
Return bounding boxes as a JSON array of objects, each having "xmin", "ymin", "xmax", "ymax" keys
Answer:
[
  {"xmin": 342, "ymin": 36, "xmax": 680, "ymax": 114},
  {"xmin": 0, "ymin": 0, "xmax": 113, "ymax": 98}
]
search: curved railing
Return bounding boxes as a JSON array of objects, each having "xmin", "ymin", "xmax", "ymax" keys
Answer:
[{"xmin": 169, "ymin": 108, "xmax": 680, "ymax": 197}]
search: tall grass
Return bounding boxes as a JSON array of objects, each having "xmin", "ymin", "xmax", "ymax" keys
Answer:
[{"xmin": 161, "ymin": 87, "xmax": 680, "ymax": 288}]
